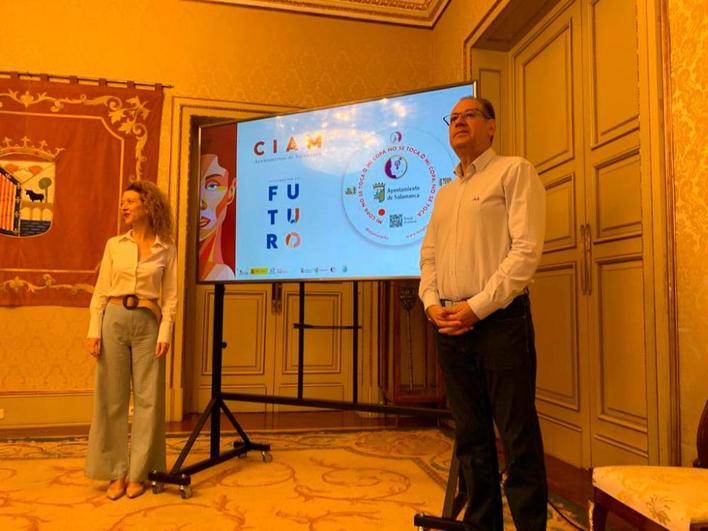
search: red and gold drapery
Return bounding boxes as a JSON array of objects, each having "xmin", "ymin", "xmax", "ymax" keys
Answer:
[{"xmin": 0, "ymin": 75, "xmax": 164, "ymax": 306}]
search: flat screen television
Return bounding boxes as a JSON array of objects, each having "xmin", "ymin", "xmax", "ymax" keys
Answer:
[{"xmin": 197, "ymin": 81, "xmax": 475, "ymax": 283}]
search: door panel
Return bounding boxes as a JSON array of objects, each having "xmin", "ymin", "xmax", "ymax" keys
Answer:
[
  {"xmin": 192, "ymin": 284, "xmax": 275, "ymax": 413},
  {"xmin": 587, "ymin": 0, "xmax": 640, "ymax": 146},
  {"xmin": 531, "ymin": 265, "xmax": 580, "ymax": 411},
  {"xmin": 594, "ymin": 151, "xmax": 642, "ymax": 239},
  {"xmin": 274, "ymin": 283, "xmax": 353, "ymax": 412},
  {"xmin": 596, "ymin": 259, "xmax": 648, "ymax": 430},
  {"xmin": 515, "ymin": 14, "xmax": 578, "ymax": 173},
  {"xmin": 191, "ymin": 281, "xmax": 353, "ymax": 415},
  {"xmin": 543, "ymin": 172, "xmax": 579, "ymax": 252}
]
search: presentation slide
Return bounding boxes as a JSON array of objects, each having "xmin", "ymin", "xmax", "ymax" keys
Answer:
[{"xmin": 197, "ymin": 82, "xmax": 474, "ymax": 283}]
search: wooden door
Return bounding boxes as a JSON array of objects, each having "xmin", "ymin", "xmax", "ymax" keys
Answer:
[
  {"xmin": 189, "ymin": 281, "xmax": 354, "ymax": 414},
  {"xmin": 473, "ymin": 0, "xmax": 655, "ymax": 468},
  {"xmin": 521, "ymin": 0, "xmax": 651, "ymax": 468}
]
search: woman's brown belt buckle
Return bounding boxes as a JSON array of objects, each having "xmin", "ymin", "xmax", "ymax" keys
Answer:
[
  {"xmin": 119, "ymin": 294, "xmax": 161, "ymax": 323},
  {"xmin": 122, "ymin": 294, "xmax": 140, "ymax": 310}
]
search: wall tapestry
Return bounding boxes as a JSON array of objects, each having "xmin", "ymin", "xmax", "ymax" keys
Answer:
[{"xmin": 0, "ymin": 75, "xmax": 164, "ymax": 306}]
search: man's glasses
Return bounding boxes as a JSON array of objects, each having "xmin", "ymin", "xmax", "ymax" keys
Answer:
[{"xmin": 443, "ymin": 109, "xmax": 490, "ymax": 126}]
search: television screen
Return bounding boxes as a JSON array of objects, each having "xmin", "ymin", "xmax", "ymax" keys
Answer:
[{"xmin": 197, "ymin": 82, "xmax": 475, "ymax": 283}]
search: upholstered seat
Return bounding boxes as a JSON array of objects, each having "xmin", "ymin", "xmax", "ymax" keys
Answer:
[{"xmin": 590, "ymin": 400, "xmax": 708, "ymax": 531}]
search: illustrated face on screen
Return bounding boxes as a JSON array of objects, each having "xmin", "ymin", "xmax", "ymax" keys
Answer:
[{"xmin": 199, "ymin": 154, "xmax": 235, "ymax": 242}]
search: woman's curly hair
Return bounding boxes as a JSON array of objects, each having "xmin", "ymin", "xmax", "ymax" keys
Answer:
[{"xmin": 126, "ymin": 180, "xmax": 174, "ymax": 244}]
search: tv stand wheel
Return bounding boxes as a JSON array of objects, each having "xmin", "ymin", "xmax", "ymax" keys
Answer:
[
  {"xmin": 180, "ymin": 484, "xmax": 192, "ymax": 499},
  {"xmin": 151, "ymin": 481, "xmax": 164, "ymax": 494},
  {"xmin": 262, "ymin": 451, "xmax": 272, "ymax": 463}
]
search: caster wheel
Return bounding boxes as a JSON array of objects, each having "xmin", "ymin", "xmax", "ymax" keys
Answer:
[
  {"xmin": 180, "ymin": 485, "xmax": 192, "ymax": 499},
  {"xmin": 262, "ymin": 451, "xmax": 273, "ymax": 463},
  {"xmin": 151, "ymin": 482, "xmax": 164, "ymax": 494}
]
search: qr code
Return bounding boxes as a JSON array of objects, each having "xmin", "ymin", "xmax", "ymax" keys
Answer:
[{"xmin": 389, "ymin": 214, "xmax": 402, "ymax": 228}]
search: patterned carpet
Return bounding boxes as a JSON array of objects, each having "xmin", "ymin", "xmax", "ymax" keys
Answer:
[{"xmin": 0, "ymin": 428, "xmax": 585, "ymax": 530}]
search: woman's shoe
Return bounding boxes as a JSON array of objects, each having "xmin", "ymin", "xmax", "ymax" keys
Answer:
[
  {"xmin": 106, "ymin": 478, "xmax": 126, "ymax": 500},
  {"xmin": 126, "ymin": 481, "xmax": 146, "ymax": 499}
]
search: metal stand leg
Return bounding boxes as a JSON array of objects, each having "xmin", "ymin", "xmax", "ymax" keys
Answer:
[
  {"xmin": 413, "ymin": 441, "xmax": 467, "ymax": 530},
  {"xmin": 148, "ymin": 284, "xmax": 270, "ymax": 497},
  {"xmin": 148, "ymin": 398, "xmax": 270, "ymax": 497}
]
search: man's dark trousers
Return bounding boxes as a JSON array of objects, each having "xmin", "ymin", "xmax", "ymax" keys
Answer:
[{"xmin": 436, "ymin": 294, "xmax": 548, "ymax": 531}]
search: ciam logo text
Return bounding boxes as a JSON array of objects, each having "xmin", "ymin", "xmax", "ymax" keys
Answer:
[{"xmin": 253, "ymin": 134, "xmax": 322, "ymax": 156}]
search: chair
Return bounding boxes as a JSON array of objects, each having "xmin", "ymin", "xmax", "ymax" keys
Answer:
[{"xmin": 590, "ymin": 399, "xmax": 708, "ymax": 530}]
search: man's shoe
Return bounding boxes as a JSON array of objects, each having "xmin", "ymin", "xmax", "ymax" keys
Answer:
[
  {"xmin": 106, "ymin": 478, "xmax": 126, "ymax": 500},
  {"xmin": 126, "ymin": 481, "xmax": 146, "ymax": 499}
]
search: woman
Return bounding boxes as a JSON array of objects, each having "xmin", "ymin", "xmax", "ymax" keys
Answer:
[
  {"xmin": 85, "ymin": 180, "xmax": 177, "ymax": 500},
  {"xmin": 198, "ymin": 153, "xmax": 236, "ymax": 281}
]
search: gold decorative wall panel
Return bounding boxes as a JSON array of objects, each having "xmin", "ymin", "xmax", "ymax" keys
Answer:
[
  {"xmin": 0, "ymin": 307, "xmax": 93, "ymax": 392},
  {"xmin": 0, "ymin": 1, "xmax": 436, "ymax": 109},
  {"xmin": 668, "ymin": 0, "xmax": 708, "ymax": 465}
]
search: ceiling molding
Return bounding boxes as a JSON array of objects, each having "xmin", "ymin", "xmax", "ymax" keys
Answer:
[{"xmin": 197, "ymin": 0, "xmax": 450, "ymax": 28}]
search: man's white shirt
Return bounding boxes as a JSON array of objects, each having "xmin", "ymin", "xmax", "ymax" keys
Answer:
[{"xmin": 419, "ymin": 148, "xmax": 546, "ymax": 319}]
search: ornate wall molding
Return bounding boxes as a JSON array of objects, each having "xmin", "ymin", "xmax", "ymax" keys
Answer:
[{"xmin": 196, "ymin": 0, "xmax": 450, "ymax": 27}]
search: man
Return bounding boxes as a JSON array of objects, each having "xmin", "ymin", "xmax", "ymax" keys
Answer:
[{"xmin": 419, "ymin": 96, "xmax": 547, "ymax": 530}]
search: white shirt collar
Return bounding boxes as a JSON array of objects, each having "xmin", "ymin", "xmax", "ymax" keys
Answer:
[
  {"xmin": 119, "ymin": 230, "xmax": 168, "ymax": 249},
  {"xmin": 454, "ymin": 147, "xmax": 496, "ymax": 180}
]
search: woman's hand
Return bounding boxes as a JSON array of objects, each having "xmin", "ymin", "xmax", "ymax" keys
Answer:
[
  {"xmin": 155, "ymin": 342, "xmax": 170, "ymax": 359},
  {"xmin": 86, "ymin": 338, "xmax": 101, "ymax": 358}
]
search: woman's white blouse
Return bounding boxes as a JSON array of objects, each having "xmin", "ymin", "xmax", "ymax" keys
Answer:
[{"xmin": 87, "ymin": 231, "xmax": 178, "ymax": 344}]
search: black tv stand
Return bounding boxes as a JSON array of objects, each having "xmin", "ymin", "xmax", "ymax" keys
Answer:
[
  {"xmin": 148, "ymin": 283, "xmax": 270, "ymax": 498},
  {"xmin": 149, "ymin": 281, "xmax": 450, "ymax": 499}
]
